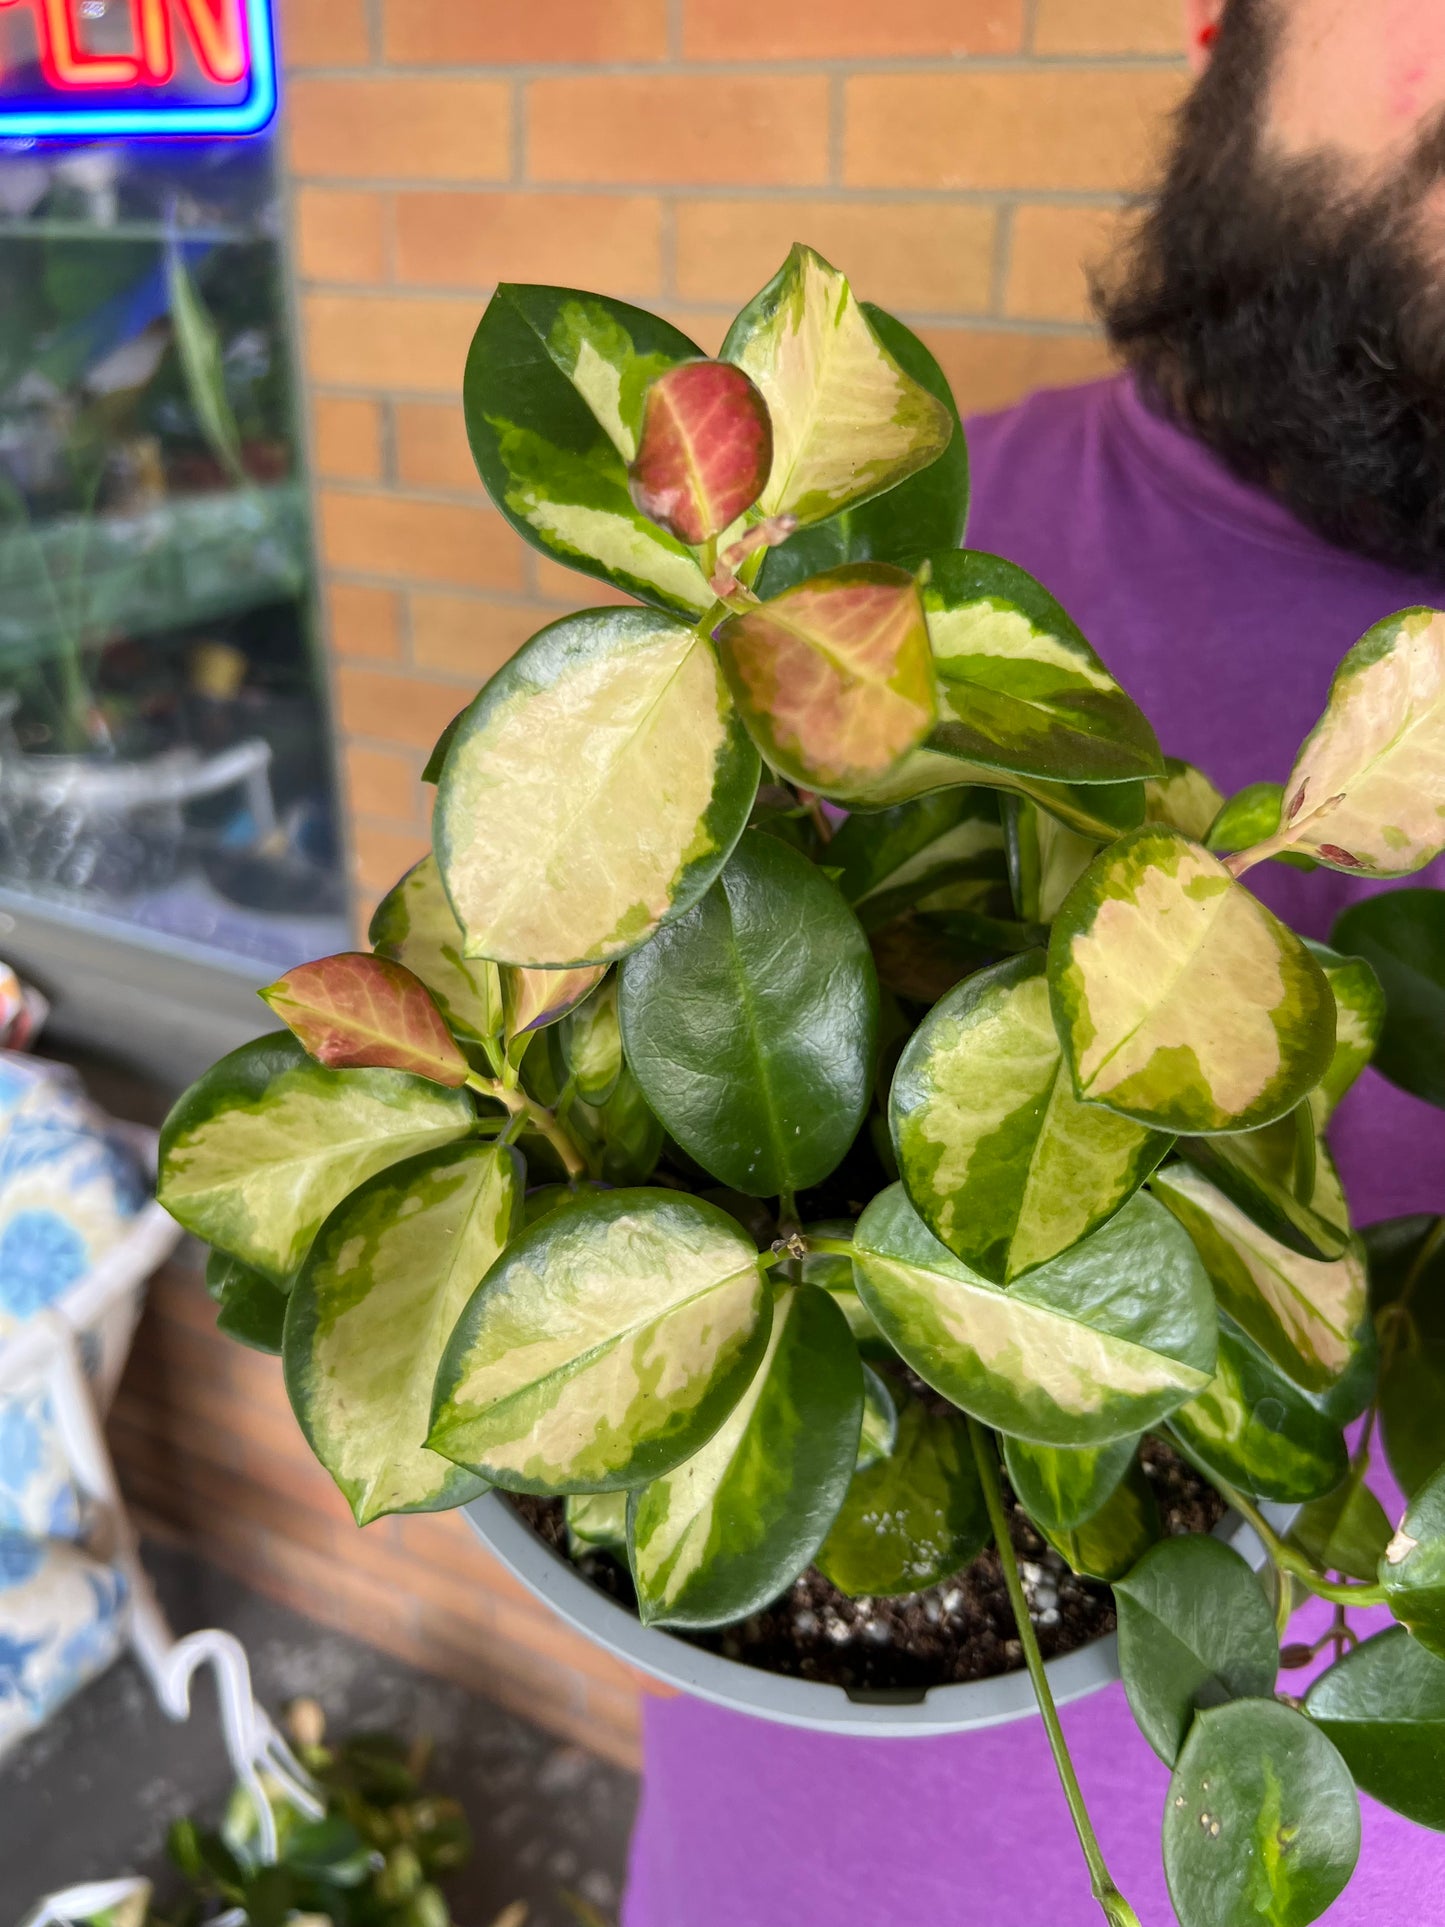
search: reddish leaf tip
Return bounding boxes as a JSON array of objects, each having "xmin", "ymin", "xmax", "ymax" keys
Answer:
[{"xmin": 628, "ymin": 360, "xmax": 773, "ymax": 547}]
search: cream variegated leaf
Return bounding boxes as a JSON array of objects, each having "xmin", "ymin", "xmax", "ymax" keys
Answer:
[
  {"xmin": 890, "ymin": 951, "xmax": 1171, "ymax": 1285},
  {"xmin": 502, "ymin": 963, "xmax": 607, "ymax": 1045},
  {"xmin": 566, "ymin": 1489, "xmax": 629, "ymax": 1552},
  {"xmin": 829, "ymin": 787, "xmax": 1005, "ymax": 929},
  {"xmin": 1048, "ymin": 826, "xmax": 1336, "ymax": 1135},
  {"xmin": 847, "ymin": 743, "xmax": 1145, "ymax": 842},
  {"xmin": 1177, "ymin": 1101, "xmax": 1351, "ymax": 1262},
  {"xmin": 1002, "ymin": 1433, "xmax": 1139, "ymax": 1535},
  {"xmin": 1303, "ymin": 939, "xmax": 1386, "ymax": 1120},
  {"xmin": 369, "ymin": 856, "xmax": 503, "ymax": 1048},
  {"xmin": 435, "ymin": 608, "xmax": 759, "ymax": 967},
  {"xmin": 1144, "ymin": 758, "xmax": 1225, "ymax": 841},
  {"xmin": 851, "ymin": 1185, "xmax": 1215, "ymax": 1446},
  {"xmin": 1002, "ymin": 795, "xmax": 1098, "ymax": 924},
  {"xmin": 1277, "ymin": 606, "xmax": 1445, "ymax": 876},
  {"xmin": 721, "ymin": 245, "xmax": 953, "ymax": 527},
  {"xmin": 428, "ymin": 1189, "xmax": 771, "ymax": 1493},
  {"xmin": 284, "ymin": 1143, "xmax": 521, "ymax": 1524},
  {"xmin": 857, "ymin": 1364, "xmax": 898, "ymax": 1470}
]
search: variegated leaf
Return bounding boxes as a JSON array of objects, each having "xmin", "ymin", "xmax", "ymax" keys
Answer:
[
  {"xmin": 370, "ymin": 856, "xmax": 503, "ymax": 1047},
  {"xmin": 627, "ymin": 359, "xmax": 772, "ymax": 546},
  {"xmin": 1002, "ymin": 795, "xmax": 1098, "ymax": 924},
  {"xmin": 435, "ymin": 608, "xmax": 759, "ymax": 968},
  {"xmin": 1144, "ymin": 758, "xmax": 1225, "ymax": 841},
  {"xmin": 924, "ymin": 551, "xmax": 1162, "ymax": 786},
  {"xmin": 464, "ymin": 284, "xmax": 712, "ymax": 615},
  {"xmin": 1168, "ymin": 1313, "xmax": 1349, "ymax": 1504},
  {"xmin": 208, "ymin": 1249, "xmax": 287, "ymax": 1355},
  {"xmin": 1206, "ymin": 780, "xmax": 1316, "ymax": 871},
  {"xmin": 158, "ymin": 1034, "xmax": 474, "ymax": 1284},
  {"xmin": 260, "ymin": 953, "xmax": 466, "ymax": 1087},
  {"xmin": 628, "ymin": 1283, "xmax": 862, "ymax": 1628},
  {"xmin": 559, "ymin": 977, "xmax": 622, "ymax": 1103},
  {"xmin": 1151, "ymin": 1162, "xmax": 1366, "ymax": 1396},
  {"xmin": 1379, "ymin": 1463, "xmax": 1445, "ymax": 1664},
  {"xmin": 1036, "ymin": 1455, "xmax": 1159, "ymax": 1583},
  {"xmin": 891, "ymin": 951, "xmax": 1171, "ymax": 1285},
  {"xmin": 1048, "ymin": 825, "xmax": 1337, "ymax": 1135},
  {"xmin": 1303, "ymin": 939, "xmax": 1386, "ymax": 1119},
  {"xmin": 502, "ymin": 964, "xmax": 607, "ymax": 1043},
  {"xmin": 721, "ymin": 244, "xmax": 953, "ymax": 527},
  {"xmin": 566, "ymin": 1489, "xmax": 629, "ymax": 1553},
  {"xmin": 843, "ymin": 743, "xmax": 1145, "ymax": 842},
  {"xmin": 715, "ymin": 562, "xmax": 936, "ymax": 795},
  {"xmin": 800, "ymin": 1225, "xmax": 890, "ymax": 1359},
  {"xmin": 851, "ymin": 1185, "xmax": 1216, "ymax": 1446},
  {"xmin": 857, "ymin": 1363, "xmax": 898, "ymax": 1470},
  {"xmin": 816, "ymin": 1398, "xmax": 988, "ymax": 1598},
  {"xmin": 1002, "ymin": 1433, "xmax": 1138, "ymax": 1535},
  {"xmin": 428, "ymin": 1189, "xmax": 770, "ymax": 1493},
  {"xmin": 828, "ymin": 787, "xmax": 1005, "ymax": 929},
  {"xmin": 284, "ymin": 1143, "xmax": 520, "ymax": 1524},
  {"xmin": 1177, "ymin": 1103, "xmax": 1350, "ymax": 1262},
  {"xmin": 1277, "ymin": 606, "xmax": 1445, "ymax": 876}
]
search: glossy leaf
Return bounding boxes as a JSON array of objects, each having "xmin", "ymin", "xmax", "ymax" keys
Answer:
[
  {"xmin": 924, "ymin": 551, "xmax": 1162, "ymax": 786},
  {"xmin": 1039, "ymin": 1455, "xmax": 1159, "ymax": 1582},
  {"xmin": 1306, "ymin": 1627, "xmax": 1445, "ymax": 1830},
  {"xmin": 566, "ymin": 1489, "xmax": 629, "ymax": 1555},
  {"xmin": 559, "ymin": 977, "xmax": 621, "ymax": 1104},
  {"xmin": 369, "ymin": 857, "xmax": 503, "ymax": 1046},
  {"xmin": 429, "ymin": 1189, "xmax": 770, "ymax": 1494},
  {"xmin": 800, "ymin": 1226, "xmax": 891, "ymax": 1360},
  {"xmin": 260, "ymin": 953, "xmax": 467, "ymax": 1087},
  {"xmin": 755, "ymin": 304, "xmax": 968, "ymax": 595},
  {"xmin": 1330, "ymin": 888, "xmax": 1445, "ymax": 1109},
  {"xmin": 1048, "ymin": 826, "xmax": 1337, "ymax": 1135},
  {"xmin": 1207, "ymin": 782, "xmax": 1315, "ymax": 871},
  {"xmin": 1003, "ymin": 795, "xmax": 1098, "ymax": 924},
  {"xmin": 828, "ymin": 787, "xmax": 1005, "ymax": 930},
  {"xmin": 851, "ymin": 1185, "xmax": 1216, "ymax": 1447},
  {"xmin": 857, "ymin": 1364, "xmax": 898, "ymax": 1470},
  {"xmin": 618, "ymin": 832, "xmax": 878, "ymax": 1197},
  {"xmin": 847, "ymin": 741, "xmax": 1145, "ymax": 842},
  {"xmin": 891, "ymin": 951, "xmax": 1171, "ymax": 1285},
  {"xmin": 208, "ymin": 1250, "xmax": 288, "ymax": 1355},
  {"xmin": 580, "ymin": 1064, "xmax": 666, "ymax": 1187},
  {"xmin": 1368, "ymin": 1214, "xmax": 1445, "ymax": 1498},
  {"xmin": 721, "ymin": 245, "xmax": 953, "ymax": 528},
  {"xmin": 464, "ymin": 283, "xmax": 712, "ymax": 615},
  {"xmin": 1114, "ymin": 1536, "xmax": 1279, "ymax": 1766},
  {"xmin": 628, "ymin": 358, "xmax": 772, "ymax": 545},
  {"xmin": 435, "ymin": 608, "xmax": 758, "ymax": 968},
  {"xmin": 1301, "ymin": 939, "xmax": 1386, "ymax": 1118},
  {"xmin": 1278, "ymin": 606, "xmax": 1445, "ymax": 876},
  {"xmin": 1289, "ymin": 1465, "xmax": 1392, "ymax": 1582},
  {"xmin": 1003, "ymin": 1433, "xmax": 1137, "ymax": 1535},
  {"xmin": 628, "ymin": 1284, "xmax": 862, "ymax": 1628},
  {"xmin": 158, "ymin": 1035, "xmax": 474, "ymax": 1284},
  {"xmin": 1145, "ymin": 759, "xmax": 1225, "ymax": 841},
  {"xmin": 502, "ymin": 963, "xmax": 607, "ymax": 1044},
  {"xmin": 1151, "ymin": 1163, "xmax": 1366, "ymax": 1396},
  {"xmin": 421, "ymin": 709, "xmax": 463, "ymax": 786},
  {"xmin": 816, "ymin": 1399, "xmax": 987, "ymax": 1597},
  {"xmin": 284, "ymin": 1144, "xmax": 519, "ymax": 1525},
  {"xmin": 1168, "ymin": 1314, "xmax": 1349, "ymax": 1505},
  {"xmin": 716, "ymin": 563, "xmax": 936, "ymax": 796},
  {"xmin": 1379, "ymin": 1461, "xmax": 1445, "ymax": 1662},
  {"xmin": 1176, "ymin": 1106, "xmax": 1350, "ymax": 1263},
  {"xmin": 1163, "ymin": 1701, "xmax": 1359, "ymax": 1927}
]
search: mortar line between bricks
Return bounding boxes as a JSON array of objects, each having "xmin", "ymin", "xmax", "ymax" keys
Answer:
[
  {"xmin": 294, "ymin": 181, "xmax": 1141, "ymax": 208},
  {"xmin": 1021, "ymin": 0, "xmax": 1041, "ymax": 56},
  {"xmin": 285, "ymin": 54, "xmax": 1186, "ymax": 80}
]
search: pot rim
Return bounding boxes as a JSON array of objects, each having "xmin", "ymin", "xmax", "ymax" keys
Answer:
[{"xmin": 464, "ymin": 1488, "xmax": 1297, "ymax": 1739}]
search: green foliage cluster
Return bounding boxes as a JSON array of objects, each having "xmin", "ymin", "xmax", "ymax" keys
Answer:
[{"xmin": 158, "ymin": 247, "xmax": 1445, "ymax": 1927}]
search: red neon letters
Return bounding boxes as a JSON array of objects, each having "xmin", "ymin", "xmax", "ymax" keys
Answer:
[{"xmin": 0, "ymin": 0, "xmax": 248, "ymax": 90}]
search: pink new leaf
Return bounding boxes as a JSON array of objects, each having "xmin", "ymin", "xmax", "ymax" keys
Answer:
[
  {"xmin": 629, "ymin": 360, "xmax": 773, "ymax": 546},
  {"xmin": 261, "ymin": 952, "xmax": 468, "ymax": 1086}
]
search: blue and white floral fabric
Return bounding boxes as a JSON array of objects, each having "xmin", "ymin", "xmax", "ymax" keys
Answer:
[{"xmin": 0, "ymin": 1533, "xmax": 129, "ymax": 1755}]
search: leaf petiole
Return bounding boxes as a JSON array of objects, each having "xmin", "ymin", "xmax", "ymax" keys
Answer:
[{"xmin": 465, "ymin": 1071, "xmax": 587, "ymax": 1180}]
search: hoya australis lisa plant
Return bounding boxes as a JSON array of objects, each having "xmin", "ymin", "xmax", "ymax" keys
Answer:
[{"xmin": 158, "ymin": 247, "xmax": 1445, "ymax": 1927}]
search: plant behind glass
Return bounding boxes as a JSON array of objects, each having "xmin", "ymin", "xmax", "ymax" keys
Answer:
[{"xmin": 158, "ymin": 247, "xmax": 1445, "ymax": 1927}]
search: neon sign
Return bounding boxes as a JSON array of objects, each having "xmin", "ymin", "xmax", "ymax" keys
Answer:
[{"xmin": 0, "ymin": 0, "xmax": 275, "ymax": 136}]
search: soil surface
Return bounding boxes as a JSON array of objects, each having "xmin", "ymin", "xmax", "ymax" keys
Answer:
[{"xmin": 507, "ymin": 1436, "xmax": 1224, "ymax": 1695}]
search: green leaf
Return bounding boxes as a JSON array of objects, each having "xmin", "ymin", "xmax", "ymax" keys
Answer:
[
  {"xmin": 627, "ymin": 358, "xmax": 772, "ymax": 545},
  {"xmin": 1368, "ymin": 1213, "xmax": 1445, "ymax": 1497},
  {"xmin": 891, "ymin": 950, "xmax": 1172, "ymax": 1285},
  {"xmin": 370, "ymin": 857, "xmax": 503, "ymax": 1047},
  {"xmin": 628, "ymin": 1283, "xmax": 862, "ymax": 1628},
  {"xmin": 1114, "ymin": 1536, "xmax": 1279, "ymax": 1766},
  {"xmin": 827, "ymin": 787, "xmax": 1004, "ymax": 929},
  {"xmin": 844, "ymin": 741, "xmax": 1146, "ymax": 842},
  {"xmin": 618, "ymin": 831, "xmax": 878, "ymax": 1198},
  {"xmin": 851, "ymin": 1185, "xmax": 1215, "ymax": 1446},
  {"xmin": 1301, "ymin": 939, "xmax": 1385, "ymax": 1118},
  {"xmin": 800, "ymin": 1225, "xmax": 891, "ymax": 1359},
  {"xmin": 1175, "ymin": 1105, "xmax": 1350, "ymax": 1263},
  {"xmin": 924, "ymin": 551, "xmax": 1163, "ymax": 786},
  {"xmin": 1037, "ymin": 1454, "xmax": 1159, "ymax": 1582},
  {"xmin": 1306, "ymin": 1627, "xmax": 1445, "ymax": 1829},
  {"xmin": 428, "ymin": 1189, "xmax": 771, "ymax": 1493},
  {"xmin": 260, "ymin": 952, "xmax": 468, "ymax": 1087},
  {"xmin": 566, "ymin": 1489, "xmax": 629, "ymax": 1554},
  {"xmin": 209, "ymin": 1250, "xmax": 288, "ymax": 1355},
  {"xmin": 1289, "ymin": 1466, "xmax": 1392, "ymax": 1581},
  {"xmin": 1146, "ymin": 759, "xmax": 1226, "ymax": 841},
  {"xmin": 1150, "ymin": 1163, "xmax": 1366, "ymax": 1396},
  {"xmin": 1207, "ymin": 782, "xmax": 1316, "ymax": 871},
  {"xmin": 755, "ymin": 303, "xmax": 968, "ymax": 595},
  {"xmin": 1048, "ymin": 826, "xmax": 1337, "ymax": 1135},
  {"xmin": 464, "ymin": 283, "xmax": 712, "ymax": 615},
  {"xmin": 1003, "ymin": 794, "xmax": 1098, "ymax": 924},
  {"xmin": 1380, "ymin": 1460, "xmax": 1445, "ymax": 1662},
  {"xmin": 716, "ymin": 562, "xmax": 936, "ymax": 797},
  {"xmin": 283, "ymin": 1143, "xmax": 519, "ymax": 1524},
  {"xmin": 1168, "ymin": 1314, "xmax": 1349, "ymax": 1504},
  {"xmin": 857, "ymin": 1363, "xmax": 898, "ymax": 1470},
  {"xmin": 158, "ymin": 1035, "xmax": 474, "ymax": 1284},
  {"xmin": 559, "ymin": 977, "xmax": 621, "ymax": 1104},
  {"xmin": 721, "ymin": 245, "xmax": 953, "ymax": 528},
  {"xmin": 421, "ymin": 709, "xmax": 464, "ymax": 786},
  {"xmin": 816, "ymin": 1398, "xmax": 988, "ymax": 1597},
  {"xmin": 435, "ymin": 607, "xmax": 759, "ymax": 968},
  {"xmin": 167, "ymin": 247, "xmax": 244, "ymax": 486},
  {"xmin": 1164, "ymin": 1700, "xmax": 1359, "ymax": 1927},
  {"xmin": 584, "ymin": 1063, "xmax": 666, "ymax": 1186},
  {"xmin": 1278, "ymin": 607, "xmax": 1445, "ymax": 876},
  {"xmin": 1330, "ymin": 888, "xmax": 1445, "ymax": 1109},
  {"xmin": 1003, "ymin": 1433, "xmax": 1137, "ymax": 1534}
]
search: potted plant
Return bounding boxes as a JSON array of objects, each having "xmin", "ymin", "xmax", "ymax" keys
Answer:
[{"xmin": 157, "ymin": 248, "xmax": 1445, "ymax": 1927}]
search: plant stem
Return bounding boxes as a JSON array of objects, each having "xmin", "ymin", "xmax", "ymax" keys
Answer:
[
  {"xmin": 1356, "ymin": 1214, "xmax": 1445, "ymax": 1468},
  {"xmin": 967, "ymin": 1419, "xmax": 1143, "ymax": 1927},
  {"xmin": 804, "ymin": 1235, "xmax": 855, "ymax": 1258},
  {"xmin": 1223, "ymin": 833, "xmax": 1296, "ymax": 879},
  {"xmin": 464, "ymin": 1071, "xmax": 586, "ymax": 1181}
]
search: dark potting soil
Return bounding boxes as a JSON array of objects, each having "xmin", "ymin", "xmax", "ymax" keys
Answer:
[{"xmin": 506, "ymin": 1436, "xmax": 1224, "ymax": 1695}]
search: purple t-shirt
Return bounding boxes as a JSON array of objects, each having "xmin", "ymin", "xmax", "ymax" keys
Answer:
[{"xmin": 623, "ymin": 376, "xmax": 1445, "ymax": 1927}]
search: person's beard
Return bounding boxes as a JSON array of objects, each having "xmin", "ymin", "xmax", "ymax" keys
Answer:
[{"xmin": 1096, "ymin": 0, "xmax": 1445, "ymax": 579}]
